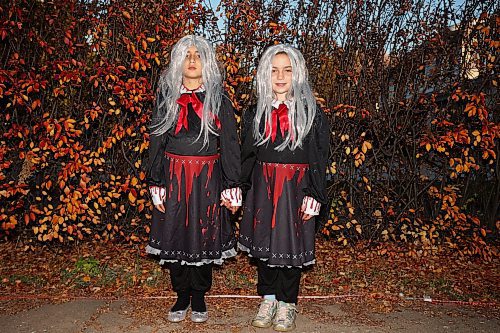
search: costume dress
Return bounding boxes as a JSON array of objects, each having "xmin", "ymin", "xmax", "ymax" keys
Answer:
[
  {"xmin": 146, "ymin": 85, "xmax": 241, "ymax": 268},
  {"xmin": 239, "ymin": 100, "xmax": 328, "ymax": 302},
  {"xmin": 239, "ymin": 100, "xmax": 328, "ymax": 265}
]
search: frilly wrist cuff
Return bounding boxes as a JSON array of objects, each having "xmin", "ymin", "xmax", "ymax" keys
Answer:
[
  {"xmin": 302, "ymin": 196, "xmax": 321, "ymax": 215},
  {"xmin": 220, "ymin": 187, "xmax": 242, "ymax": 207},
  {"xmin": 150, "ymin": 186, "xmax": 166, "ymax": 206}
]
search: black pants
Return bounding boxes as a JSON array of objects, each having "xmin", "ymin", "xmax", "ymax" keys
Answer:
[
  {"xmin": 257, "ymin": 260, "xmax": 302, "ymax": 304},
  {"xmin": 168, "ymin": 262, "xmax": 213, "ymax": 293}
]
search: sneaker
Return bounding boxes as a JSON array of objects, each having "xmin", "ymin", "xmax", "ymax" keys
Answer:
[
  {"xmin": 273, "ymin": 301, "xmax": 297, "ymax": 332},
  {"xmin": 167, "ymin": 306, "xmax": 189, "ymax": 323},
  {"xmin": 191, "ymin": 311, "xmax": 209, "ymax": 323},
  {"xmin": 252, "ymin": 299, "xmax": 278, "ymax": 328}
]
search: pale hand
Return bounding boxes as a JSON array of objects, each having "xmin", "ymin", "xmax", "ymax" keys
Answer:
[
  {"xmin": 155, "ymin": 203, "xmax": 165, "ymax": 213},
  {"xmin": 221, "ymin": 199, "xmax": 240, "ymax": 214}
]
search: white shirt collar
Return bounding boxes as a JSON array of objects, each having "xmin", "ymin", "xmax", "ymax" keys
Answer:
[
  {"xmin": 272, "ymin": 99, "xmax": 292, "ymax": 109},
  {"xmin": 180, "ymin": 84, "xmax": 205, "ymax": 94}
]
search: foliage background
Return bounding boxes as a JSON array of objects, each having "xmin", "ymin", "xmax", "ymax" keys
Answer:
[{"xmin": 0, "ymin": 0, "xmax": 498, "ymax": 259}]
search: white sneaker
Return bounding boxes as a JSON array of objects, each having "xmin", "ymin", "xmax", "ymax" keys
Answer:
[
  {"xmin": 191, "ymin": 311, "xmax": 209, "ymax": 323},
  {"xmin": 251, "ymin": 299, "xmax": 278, "ymax": 328},
  {"xmin": 167, "ymin": 306, "xmax": 189, "ymax": 322},
  {"xmin": 273, "ymin": 301, "xmax": 297, "ymax": 332}
]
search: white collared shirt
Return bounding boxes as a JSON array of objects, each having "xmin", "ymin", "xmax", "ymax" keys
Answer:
[
  {"xmin": 180, "ymin": 84, "xmax": 205, "ymax": 94},
  {"xmin": 271, "ymin": 99, "xmax": 292, "ymax": 109}
]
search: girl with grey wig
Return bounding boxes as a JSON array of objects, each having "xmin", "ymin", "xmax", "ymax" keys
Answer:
[
  {"xmin": 239, "ymin": 44, "xmax": 329, "ymax": 331},
  {"xmin": 151, "ymin": 34, "xmax": 223, "ymax": 147},
  {"xmin": 254, "ymin": 44, "xmax": 318, "ymax": 151},
  {"xmin": 146, "ymin": 35, "xmax": 242, "ymax": 324}
]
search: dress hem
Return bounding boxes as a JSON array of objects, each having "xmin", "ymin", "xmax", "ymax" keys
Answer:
[
  {"xmin": 237, "ymin": 242, "xmax": 315, "ymax": 268},
  {"xmin": 146, "ymin": 244, "xmax": 237, "ymax": 266}
]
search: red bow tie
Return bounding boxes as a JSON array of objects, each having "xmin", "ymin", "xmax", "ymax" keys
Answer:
[
  {"xmin": 175, "ymin": 92, "xmax": 203, "ymax": 135},
  {"xmin": 266, "ymin": 103, "xmax": 290, "ymax": 142},
  {"xmin": 175, "ymin": 92, "xmax": 221, "ymax": 135}
]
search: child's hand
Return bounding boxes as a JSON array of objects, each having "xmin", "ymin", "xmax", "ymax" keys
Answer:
[
  {"xmin": 228, "ymin": 205, "xmax": 240, "ymax": 214},
  {"xmin": 155, "ymin": 203, "xmax": 165, "ymax": 213},
  {"xmin": 221, "ymin": 199, "xmax": 240, "ymax": 214},
  {"xmin": 301, "ymin": 212, "xmax": 313, "ymax": 221}
]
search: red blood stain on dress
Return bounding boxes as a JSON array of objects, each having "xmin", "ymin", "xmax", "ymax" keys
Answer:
[
  {"xmin": 261, "ymin": 162, "xmax": 308, "ymax": 229},
  {"xmin": 166, "ymin": 152, "xmax": 219, "ymax": 226}
]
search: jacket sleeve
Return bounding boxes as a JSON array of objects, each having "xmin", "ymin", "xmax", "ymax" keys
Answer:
[
  {"xmin": 145, "ymin": 92, "xmax": 168, "ymax": 188},
  {"xmin": 218, "ymin": 95, "xmax": 241, "ymax": 190},
  {"xmin": 303, "ymin": 107, "xmax": 329, "ymax": 205},
  {"xmin": 240, "ymin": 105, "xmax": 258, "ymax": 194}
]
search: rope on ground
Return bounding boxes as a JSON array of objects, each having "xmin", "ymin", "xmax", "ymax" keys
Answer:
[
  {"xmin": 0, "ymin": 294, "xmax": 497, "ymax": 307},
  {"xmin": 0, "ymin": 294, "xmax": 363, "ymax": 301}
]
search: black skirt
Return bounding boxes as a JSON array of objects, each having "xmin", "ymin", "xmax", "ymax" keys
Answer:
[
  {"xmin": 239, "ymin": 161, "xmax": 316, "ymax": 267},
  {"xmin": 147, "ymin": 152, "xmax": 236, "ymax": 265}
]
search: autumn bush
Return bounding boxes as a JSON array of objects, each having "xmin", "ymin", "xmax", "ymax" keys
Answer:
[{"xmin": 1, "ymin": 0, "xmax": 498, "ymax": 259}]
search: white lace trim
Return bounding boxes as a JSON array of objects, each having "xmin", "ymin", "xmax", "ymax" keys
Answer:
[
  {"xmin": 146, "ymin": 245, "xmax": 237, "ymax": 266},
  {"xmin": 237, "ymin": 242, "xmax": 315, "ymax": 268}
]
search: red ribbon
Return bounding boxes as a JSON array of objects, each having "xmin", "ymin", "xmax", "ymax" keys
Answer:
[
  {"xmin": 266, "ymin": 103, "xmax": 290, "ymax": 142},
  {"xmin": 175, "ymin": 92, "xmax": 220, "ymax": 135},
  {"xmin": 175, "ymin": 92, "xmax": 202, "ymax": 134}
]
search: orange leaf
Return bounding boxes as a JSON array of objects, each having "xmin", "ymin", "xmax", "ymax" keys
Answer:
[{"xmin": 131, "ymin": 177, "xmax": 138, "ymax": 186}]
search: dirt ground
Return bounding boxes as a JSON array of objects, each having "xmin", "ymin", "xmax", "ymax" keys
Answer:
[
  {"xmin": 0, "ymin": 297, "xmax": 498, "ymax": 333},
  {"xmin": 1, "ymin": 240, "xmax": 498, "ymax": 332}
]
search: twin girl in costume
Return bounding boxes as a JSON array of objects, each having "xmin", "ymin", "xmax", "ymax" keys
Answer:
[
  {"xmin": 240, "ymin": 45, "xmax": 329, "ymax": 331},
  {"xmin": 146, "ymin": 35, "xmax": 241, "ymax": 324},
  {"xmin": 146, "ymin": 35, "xmax": 328, "ymax": 332}
]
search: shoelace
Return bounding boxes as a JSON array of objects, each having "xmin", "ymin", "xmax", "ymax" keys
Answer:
[
  {"xmin": 275, "ymin": 304, "xmax": 296, "ymax": 323},
  {"xmin": 256, "ymin": 301, "xmax": 275, "ymax": 318}
]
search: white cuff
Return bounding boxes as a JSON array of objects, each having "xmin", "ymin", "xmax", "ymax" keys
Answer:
[
  {"xmin": 220, "ymin": 187, "xmax": 242, "ymax": 207},
  {"xmin": 150, "ymin": 186, "xmax": 166, "ymax": 206},
  {"xmin": 302, "ymin": 196, "xmax": 321, "ymax": 215}
]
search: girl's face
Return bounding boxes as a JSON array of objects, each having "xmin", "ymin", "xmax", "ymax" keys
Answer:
[
  {"xmin": 183, "ymin": 45, "xmax": 203, "ymax": 81},
  {"xmin": 271, "ymin": 52, "xmax": 292, "ymax": 101}
]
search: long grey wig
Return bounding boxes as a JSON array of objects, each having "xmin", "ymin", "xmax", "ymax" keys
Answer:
[
  {"xmin": 151, "ymin": 35, "xmax": 223, "ymax": 147},
  {"xmin": 254, "ymin": 44, "xmax": 317, "ymax": 151}
]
